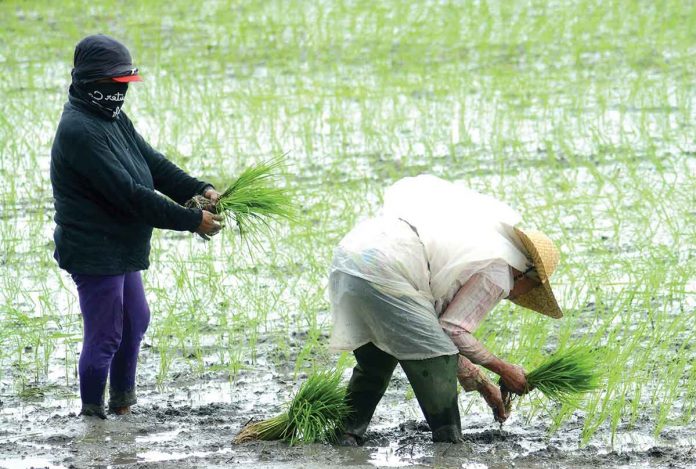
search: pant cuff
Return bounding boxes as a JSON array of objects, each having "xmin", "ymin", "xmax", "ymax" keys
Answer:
[
  {"xmin": 80, "ymin": 403, "xmax": 107, "ymax": 419},
  {"xmin": 108, "ymin": 388, "xmax": 137, "ymax": 408}
]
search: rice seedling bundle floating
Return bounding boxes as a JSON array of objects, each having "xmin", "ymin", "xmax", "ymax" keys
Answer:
[
  {"xmin": 234, "ymin": 369, "xmax": 350, "ymax": 445},
  {"xmin": 504, "ymin": 346, "xmax": 603, "ymax": 410},
  {"xmin": 186, "ymin": 155, "xmax": 296, "ymax": 240}
]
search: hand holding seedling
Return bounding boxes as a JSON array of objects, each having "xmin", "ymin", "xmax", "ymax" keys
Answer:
[
  {"xmin": 499, "ymin": 363, "xmax": 529, "ymax": 395},
  {"xmin": 203, "ymin": 187, "xmax": 221, "ymax": 204},
  {"xmin": 498, "ymin": 347, "xmax": 603, "ymax": 424},
  {"xmin": 185, "ymin": 156, "xmax": 296, "ymax": 244},
  {"xmin": 196, "ymin": 211, "xmax": 223, "ymax": 240}
]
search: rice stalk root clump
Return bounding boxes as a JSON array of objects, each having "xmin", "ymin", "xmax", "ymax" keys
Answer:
[
  {"xmin": 184, "ymin": 195, "xmax": 218, "ymax": 213},
  {"xmin": 234, "ymin": 369, "xmax": 350, "ymax": 445}
]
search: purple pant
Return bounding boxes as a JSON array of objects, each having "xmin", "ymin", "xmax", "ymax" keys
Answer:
[{"xmin": 72, "ymin": 271, "xmax": 150, "ymax": 408}]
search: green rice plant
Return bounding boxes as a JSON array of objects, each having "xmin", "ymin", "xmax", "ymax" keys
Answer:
[
  {"xmin": 234, "ymin": 369, "xmax": 350, "ymax": 445},
  {"xmin": 1, "ymin": 0, "xmax": 695, "ymax": 454},
  {"xmin": 186, "ymin": 156, "xmax": 296, "ymax": 242},
  {"xmin": 524, "ymin": 347, "xmax": 604, "ymax": 404}
]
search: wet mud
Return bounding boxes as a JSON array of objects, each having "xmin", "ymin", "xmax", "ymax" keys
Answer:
[{"xmin": 2, "ymin": 353, "xmax": 695, "ymax": 469}]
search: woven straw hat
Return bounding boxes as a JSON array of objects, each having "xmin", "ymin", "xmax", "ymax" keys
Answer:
[{"xmin": 510, "ymin": 227, "xmax": 563, "ymax": 319}]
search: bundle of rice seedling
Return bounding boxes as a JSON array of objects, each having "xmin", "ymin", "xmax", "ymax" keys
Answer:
[
  {"xmin": 186, "ymin": 156, "xmax": 296, "ymax": 240},
  {"xmin": 503, "ymin": 346, "xmax": 603, "ymax": 411},
  {"xmin": 526, "ymin": 346, "xmax": 602, "ymax": 403},
  {"xmin": 234, "ymin": 369, "xmax": 350, "ymax": 445}
]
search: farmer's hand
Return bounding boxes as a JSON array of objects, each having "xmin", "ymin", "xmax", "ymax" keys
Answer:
[
  {"xmin": 477, "ymin": 380, "xmax": 508, "ymax": 423},
  {"xmin": 203, "ymin": 187, "xmax": 221, "ymax": 204},
  {"xmin": 499, "ymin": 363, "xmax": 529, "ymax": 396},
  {"xmin": 196, "ymin": 211, "xmax": 223, "ymax": 240}
]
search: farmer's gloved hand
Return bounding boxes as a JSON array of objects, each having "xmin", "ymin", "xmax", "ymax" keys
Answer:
[
  {"xmin": 477, "ymin": 379, "xmax": 508, "ymax": 423},
  {"xmin": 196, "ymin": 210, "xmax": 223, "ymax": 240},
  {"xmin": 499, "ymin": 363, "xmax": 529, "ymax": 395},
  {"xmin": 203, "ymin": 187, "xmax": 221, "ymax": 204}
]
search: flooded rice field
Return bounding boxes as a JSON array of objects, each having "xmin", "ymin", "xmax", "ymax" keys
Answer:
[
  {"xmin": 1, "ymin": 0, "xmax": 695, "ymax": 467},
  {"xmin": 3, "ymin": 353, "xmax": 696, "ymax": 468}
]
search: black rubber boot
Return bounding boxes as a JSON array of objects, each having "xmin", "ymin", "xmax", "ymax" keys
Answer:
[
  {"xmin": 400, "ymin": 354, "xmax": 462, "ymax": 443},
  {"xmin": 342, "ymin": 342, "xmax": 399, "ymax": 442}
]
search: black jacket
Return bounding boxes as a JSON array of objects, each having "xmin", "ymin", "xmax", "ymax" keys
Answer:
[{"xmin": 51, "ymin": 93, "xmax": 209, "ymax": 274}]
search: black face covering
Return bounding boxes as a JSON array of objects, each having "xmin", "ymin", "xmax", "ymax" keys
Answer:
[{"xmin": 72, "ymin": 81, "xmax": 128, "ymax": 120}]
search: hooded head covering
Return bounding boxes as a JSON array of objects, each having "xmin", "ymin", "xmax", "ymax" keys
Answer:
[
  {"xmin": 69, "ymin": 35, "xmax": 142, "ymax": 119},
  {"xmin": 71, "ymin": 34, "xmax": 142, "ymax": 84}
]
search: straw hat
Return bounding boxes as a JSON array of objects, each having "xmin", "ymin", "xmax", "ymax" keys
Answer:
[{"xmin": 510, "ymin": 227, "xmax": 563, "ymax": 319}]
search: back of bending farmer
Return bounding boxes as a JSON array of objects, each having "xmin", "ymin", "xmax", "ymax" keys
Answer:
[
  {"xmin": 50, "ymin": 35, "xmax": 222, "ymax": 418},
  {"xmin": 329, "ymin": 175, "xmax": 563, "ymax": 444}
]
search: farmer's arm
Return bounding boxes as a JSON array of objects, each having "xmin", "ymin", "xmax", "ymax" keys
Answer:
[
  {"xmin": 457, "ymin": 354, "xmax": 508, "ymax": 422},
  {"xmin": 439, "ymin": 267, "xmax": 528, "ymax": 395},
  {"xmin": 66, "ymin": 124, "xmax": 203, "ymax": 232},
  {"xmin": 124, "ymin": 115, "xmax": 213, "ymax": 204}
]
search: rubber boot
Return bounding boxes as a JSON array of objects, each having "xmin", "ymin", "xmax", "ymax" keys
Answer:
[
  {"xmin": 342, "ymin": 343, "xmax": 399, "ymax": 443},
  {"xmin": 400, "ymin": 354, "xmax": 462, "ymax": 443}
]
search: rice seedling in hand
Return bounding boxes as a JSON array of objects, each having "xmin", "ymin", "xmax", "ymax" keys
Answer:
[
  {"xmin": 503, "ymin": 346, "xmax": 604, "ymax": 414},
  {"xmin": 234, "ymin": 369, "xmax": 350, "ymax": 445},
  {"xmin": 525, "ymin": 347, "xmax": 603, "ymax": 403},
  {"xmin": 186, "ymin": 156, "xmax": 296, "ymax": 241}
]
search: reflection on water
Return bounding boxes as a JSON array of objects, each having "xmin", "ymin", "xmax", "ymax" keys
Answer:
[
  {"xmin": 369, "ymin": 444, "xmax": 427, "ymax": 467},
  {"xmin": 607, "ymin": 431, "xmax": 696, "ymax": 455},
  {"xmin": 0, "ymin": 457, "xmax": 67, "ymax": 469},
  {"xmin": 135, "ymin": 429, "xmax": 181, "ymax": 444},
  {"xmin": 143, "ymin": 447, "xmax": 233, "ymax": 462}
]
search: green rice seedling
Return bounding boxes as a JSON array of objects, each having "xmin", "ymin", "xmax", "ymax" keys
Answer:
[
  {"xmin": 236, "ymin": 413, "xmax": 291, "ymax": 442},
  {"xmin": 1, "ymin": 0, "xmax": 695, "ymax": 455},
  {"xmin": 522, "ymin": 347, "xmax": 604, "ymax": 405},
  {"xmin": 186, "ymin": 156, "xmax": 296, "ymax": 243},
  {"xmin": 234, "ymin": 369, "xmax": 350, "ymax": 445}
]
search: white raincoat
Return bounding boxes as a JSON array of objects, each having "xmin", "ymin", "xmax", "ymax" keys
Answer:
[{"xmin": 329, "ymin": 175, "xmax": 531, "ymax": 360}]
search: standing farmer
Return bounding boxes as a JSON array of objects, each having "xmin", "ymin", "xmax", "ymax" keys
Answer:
[
  {"xmin": 50, "ymin": 34, "xmax": 222, "ymax": 418},
  {"xmin": 329, "ymin": 175, "xmax": 563, "ymax": 444}
]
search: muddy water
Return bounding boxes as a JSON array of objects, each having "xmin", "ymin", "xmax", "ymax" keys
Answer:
[{"xmin": 2, "ymin": 351, "xmax": 695, "ymax": 469}]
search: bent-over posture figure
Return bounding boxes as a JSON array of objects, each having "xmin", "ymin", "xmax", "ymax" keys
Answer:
[{"xmin": 329, "ymin": 175, "xmax": 563, "ymax": 444}]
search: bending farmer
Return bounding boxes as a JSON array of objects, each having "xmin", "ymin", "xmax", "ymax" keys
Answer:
[
  {"xmin": 50, "ymin": 35, "xmax": 223, "ymax": 418},
  {"xmin": 328, "ymin": 175, "xmax": 563, "ymax": 444}
]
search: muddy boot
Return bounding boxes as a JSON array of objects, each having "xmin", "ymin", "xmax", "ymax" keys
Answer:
[
  {"xmin": 400, "ymin": 354, "xmax": 462, "ymax": 443},
  {"xmin": 342, "ymin": 343, "xmax": 399, "ymax": 443},
  {"xmin": 108, "ymin": 387, "xmax": 136, "ymax": 415},
  {"xmin": 337, "ymin": 433, "xmax": 360, "ymax": 447},
  {"xmin": 80, "ymin": 403, "xmax": 107, "ymax": 420}
]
